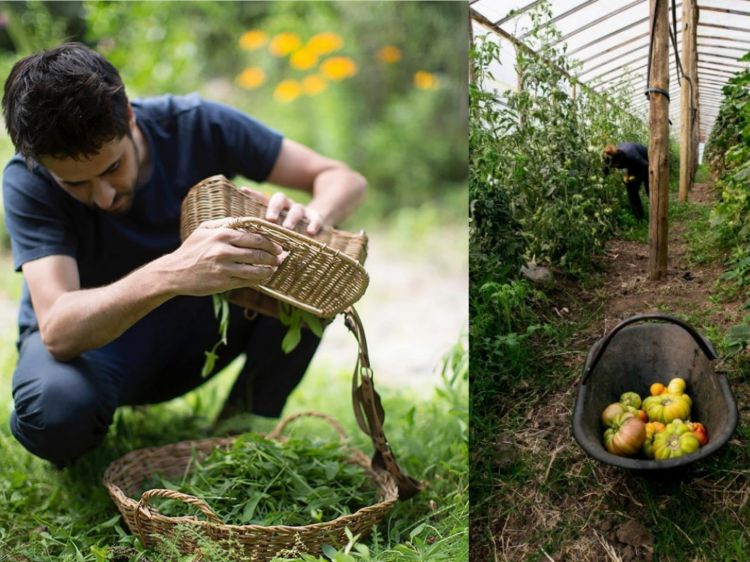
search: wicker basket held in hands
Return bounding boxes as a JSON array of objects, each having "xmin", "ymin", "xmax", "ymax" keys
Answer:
[
  {"xmin": 102, "ymin": 412, "xmax": 399, "ymax": 561},
  {"xmin": 180, "ymin": 175, "xmax": 369, "ymax": 318}
]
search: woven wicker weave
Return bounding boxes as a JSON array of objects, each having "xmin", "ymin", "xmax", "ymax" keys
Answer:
[
  {"xmin": 180, "ymin": 175, "xmax": 369, "ymax": 318},
  {"xmin": 102, "ymin": 412, "xmax": 398, "ymax": 561}
]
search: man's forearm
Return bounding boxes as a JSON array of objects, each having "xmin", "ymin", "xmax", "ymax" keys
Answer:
[
  {"xmin": 39, "ymin": 257, "xmax": 177, "ymax": 361},
  {"xmin": 307, "ymin": 167, "xmax": 367, "ymax": 227}
]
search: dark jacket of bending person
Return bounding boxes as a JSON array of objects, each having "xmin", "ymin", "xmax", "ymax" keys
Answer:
[{"xmin": 603, "ymin": 142, "xmax": 649, "ymax": 221}]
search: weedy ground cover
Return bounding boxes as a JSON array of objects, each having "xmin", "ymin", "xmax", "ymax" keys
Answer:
[{"xmin": 0, "ymin": 277, "xmax": 468, "ymax": 562}]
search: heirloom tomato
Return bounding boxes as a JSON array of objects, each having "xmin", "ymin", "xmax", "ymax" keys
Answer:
[
  {"xmin": 601, "ymin": 402, "xmax": 627, "ymax": 427},
  {"xmin": 652, "ymin": 420, "xmax": 701, "ymax": 460},
  {"xmin": 620, "ymin": 392, "xmax": 642, "ymax": 410},
  {"xmin": 642, "ymin": 421, "xmax": 665, "ymax": 459},
  {"xmin": 603, "ymin": 413, "xmax": 646, "ymax": 457},
  {"xmin": 667, "ymin": 377, "xmax": 687, "ymax": 395},
  {"xmin": 686, "ymin": 421, "xmax": 709, "ymax": 446},
  {"xmin": 650, "ymin": 382, "xmax": 666, "ymax": 396},
  {"xmin": 642, "ymin": 392, "xmax": 691, "ymax": 424}
]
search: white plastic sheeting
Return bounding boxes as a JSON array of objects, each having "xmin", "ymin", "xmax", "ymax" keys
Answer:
[{"xmin": 471, "ymin": 0, "xmax": 750, "ymax": 141}]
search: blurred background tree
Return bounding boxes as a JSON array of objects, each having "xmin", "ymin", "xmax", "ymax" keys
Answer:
[{"xmin": 0, "ymin": 1, "xmax": 468, "ymax": 236}]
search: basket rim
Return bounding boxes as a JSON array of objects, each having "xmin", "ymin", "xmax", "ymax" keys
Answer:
[{"xmin": 102, "ymin": 432, "xmax": 399, "ymax": 532}]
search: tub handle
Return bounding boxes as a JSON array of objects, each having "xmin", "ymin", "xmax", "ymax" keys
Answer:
[{"xmin": 581, "ymin": 314, "xmax": 718, "ymax": 385}]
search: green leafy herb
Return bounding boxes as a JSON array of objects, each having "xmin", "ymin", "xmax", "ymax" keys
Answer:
[
  {"xmin": 140, "ymin": 433, "xmax": 376, "ymax": 526},
  {"xmin": 201, "ymin": 294, "xmax": 230, "ymax": 377},
  {"xmin": 278, "ymin": 303, "xmax": 325, "ymax": 353}
]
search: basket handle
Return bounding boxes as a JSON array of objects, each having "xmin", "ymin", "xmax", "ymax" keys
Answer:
[
  {"xmin": 267, "ymin": 410, "xmax": 348, "ymax": 445},
  {"xmin": 344, "ymin": 306, "xmax": 423, "ymax": 500},
  {"xmin": 581, "ymin": 313, "xmax": 718, "ymax": 385},
  {"xmin": 135, "ymin": 488, "xmax": 223, "ymax": 532}
]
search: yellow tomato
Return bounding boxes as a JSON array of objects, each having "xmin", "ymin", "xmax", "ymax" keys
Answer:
[
  {"xmin": 667, "ymin": 377, "xmax": 687, "ymax": 395},
  {"xmin": 650, "ymin": 382, "xmax": 666, "ymax": 396}
]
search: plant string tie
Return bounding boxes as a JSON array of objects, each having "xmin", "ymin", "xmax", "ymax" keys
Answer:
[{"xmin": 644, "ymin": 87, "xmax": 670, "ymax": 102}]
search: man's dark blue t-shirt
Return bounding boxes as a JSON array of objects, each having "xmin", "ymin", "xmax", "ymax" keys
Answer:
[{"xmin": 2, "ymin": 94, "xmax": 283, "ymax": 334}]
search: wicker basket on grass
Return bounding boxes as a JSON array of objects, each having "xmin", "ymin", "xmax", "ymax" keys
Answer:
[
  {"xmin": 102, "ymin": 412, "xmax": 399, "ymax": 561},
  {"xmin": 180, "ymin": 175, "xmax": 369, "ymax": 318}
]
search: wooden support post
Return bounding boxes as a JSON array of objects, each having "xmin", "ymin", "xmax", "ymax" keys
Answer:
[
  {"xmin": 679, "ymin": 0, "xmax": 696, "ymax": 201},
  {"xmin": 572, "ymin": 83, "xmax": 577, "ymax": 100},
  {"xmin": 648, "ymin": 0, "xmax": 670, "ymax": 280}
]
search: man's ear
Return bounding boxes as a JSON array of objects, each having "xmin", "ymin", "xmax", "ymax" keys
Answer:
[{"xmin": 127, "ymin": 103, "xmax": 136, "ymax": 129}]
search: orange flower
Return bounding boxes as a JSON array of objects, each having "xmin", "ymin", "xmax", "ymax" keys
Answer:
[
  {"xmin": 290, "ymin": 48, "xmax": 318, "ymax": 71},
  {"xmin": 302, "ymin": 75, "xmax": 327, "ymax": 96},
  {"xmin": 320, "ymin": 56, "xmax": 357, "ymax": 81},
  {"xmin": 274, "ymin": 79, "xmax": 302, "ymax": 102},
  {"xmin": 236, "ymin": 67, "xmax": 266, "ymax": 90},
  {"xmin": 270, "ymin": 32, "xmax": 302, "ymax": 57},
  {"xmin": 307, "ymin": 32, "xmax": 343, "ymax": 55},
  {"xmin": 414, "ymin": 70, "xmax": 438, "ymax": 90},
  {"xmin": 377, "ymin": 45, "xmax": 402, "ymax": 64},
  {"xmin": 239, "ymin": 30, "xmax": 267, "ymax": 51}
]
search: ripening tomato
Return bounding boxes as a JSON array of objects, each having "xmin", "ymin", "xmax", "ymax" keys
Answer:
[
  {"xmin": 620, "ymin": 391, "xmax": 642, "ymax": 410},
  {"xmin": 603, "ymin": 413, "xmax": 646, "ymax": 457},
  {"xmin": 652, "ymin": 420, "xmax": 701, "ymax": 460},
  {"xmin": 642, "ymin": 392, "xmax": 692, "ymax": 424},
  {"xmin": 642, "ymin": 422, "xmax": 665, "ymax": 459},
  {"xmin": 686, "ymin": 421, "xmax": 709, "ymax": 446},
  {"xmin": 667, "ymin": 377, "xmax": 687, "ymax": 395},
  {"xmin": 601, "ymin": 402, "xmax": 628, "ymax": 427},
  {"xmin": 650, "ymin": 382, "xmax": 666, "ymax": 396}
]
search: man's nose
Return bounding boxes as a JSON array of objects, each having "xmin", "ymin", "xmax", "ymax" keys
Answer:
[{"xmin": 91, "ymin": 179, "xmax": 116, "ymax": 209}]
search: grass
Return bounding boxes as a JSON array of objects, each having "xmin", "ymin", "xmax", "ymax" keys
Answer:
[
  {"xmin": 0, "ymin": 259, "xmax": 468, "ymax": 561},
  {"xmin": 471, "ymin": 181, "xmax": 750, "ymax": 561}
]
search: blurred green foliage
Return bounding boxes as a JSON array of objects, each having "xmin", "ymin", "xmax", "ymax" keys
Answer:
[{"xmin": 0, "ymin": 1, "xmax": 468, "ymax": 233}]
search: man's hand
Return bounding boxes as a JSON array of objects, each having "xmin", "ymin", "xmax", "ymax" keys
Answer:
[
  {"xmin": 161, "ymin": 217, "xmax": 285, "ymax": 296},
  {"xmin": 265, "ymin": 191, "xmax": 324, "ymax": 235}
]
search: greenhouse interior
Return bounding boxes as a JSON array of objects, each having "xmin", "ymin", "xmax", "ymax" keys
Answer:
[{"xmin": 470, "ymin": 0, "xmax": 750, "ymax": 560}]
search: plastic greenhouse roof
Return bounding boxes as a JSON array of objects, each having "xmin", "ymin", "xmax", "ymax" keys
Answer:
[{"xmin": 471, "ymin": 0, "xmax": 750, "ymax": 141}]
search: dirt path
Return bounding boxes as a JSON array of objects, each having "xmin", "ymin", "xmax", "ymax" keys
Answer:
[{"xmin": 592, "ymin": 183, "xmax": 743, "ymax": 336}]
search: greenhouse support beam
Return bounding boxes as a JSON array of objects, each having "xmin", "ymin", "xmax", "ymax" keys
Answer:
[
  {"xmin": 648, "ymin": 0, "xmax": 670, "ymax": 281},
  {"xmin": 679, "ymin": 0, "xmax": 697, "ymax": 201},
  {"xmin": 470, "ymin": 9, "xmax": 625, "ymax": 115}
]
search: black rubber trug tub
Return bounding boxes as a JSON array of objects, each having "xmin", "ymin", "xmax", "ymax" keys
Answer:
[{"xmin": 572, "ymin": 314, "xmax": 738, "ymax": 470}]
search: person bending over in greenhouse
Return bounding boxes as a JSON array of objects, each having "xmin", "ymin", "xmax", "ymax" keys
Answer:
[
  {"xmin": 1, "ymin": 43, "xmax": 367, "ymax": 468},
  {"xmin": 602, "ymin": 142, "xmax": 649, "ymax": 220}
]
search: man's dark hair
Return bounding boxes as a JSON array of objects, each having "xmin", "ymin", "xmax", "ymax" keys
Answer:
[{"xmin": 2, "ymin": 42, "xmax": 130, "ymax": 164}]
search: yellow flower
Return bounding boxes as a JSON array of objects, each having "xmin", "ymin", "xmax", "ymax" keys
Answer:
[
  {"xmin": 236, "ymin": 67, "xmax": 266, "ymax": 90},
  {"xmin": 320, "ymin": 56, "xmax": 357, "ymax": 81},
  {"xmin": 377, "ymin": 45, "xmax": 402, "ymax": 64},
  {"xmin": 270, "ymin": 32, "xmax": 302, "ymax": 57},
  {"xmin": 274, "ymin": 79, "xmax": 302, "ymax": 102},
  {"xmin": 239, "ymin": 30, "xmax": 267, "ymax": 51},
  {"xmin": 414, "ymin": 70, "xmax": 438, "ymax": 90},
  {"xmin": 302, "ymin": 75, "xmax": 327, "ymax": 96},
  {"xmin": 290, "ymin": 48, "xmax": 318, "ymax": 71},
  {"xmin": 307, "ymin": 32, "xmax": 343, "ymax": 55}
]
